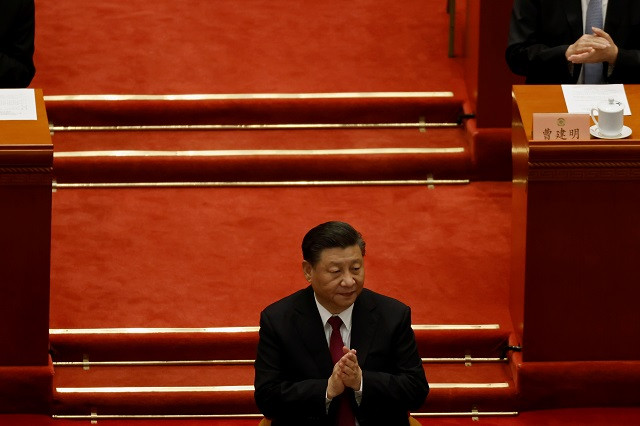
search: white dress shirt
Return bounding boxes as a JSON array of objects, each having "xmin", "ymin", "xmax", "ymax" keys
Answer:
[
  {"xmin": 314, "ymin": 295, "xmax": 363, "ymax": 423},
  {"xmin": 316, "ymin": 298, "xmax": 354, "ymax": 349}
]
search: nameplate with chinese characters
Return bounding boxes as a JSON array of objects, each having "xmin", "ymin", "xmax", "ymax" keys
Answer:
[{"xmin": 532, "ymin": 113, "xmax": 591, "ymax": 141}]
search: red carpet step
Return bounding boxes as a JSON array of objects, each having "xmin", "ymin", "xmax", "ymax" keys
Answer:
[
  {"xmin": 0, "ymin": 415, "xmax": 262, "ymax": 426},
  {"xmin": 47, "ymin": 94, "xmax": 473, "ymax": 183},
  {"xmin": 45, "ymin": 94, "xmax": 465, "ymax": 127},
  {"xmin": 51, "ymin": 363, "xmax": 516, "ymax": 416},
  {"xmin": 7, "ymin": 409, "xmax": 640, "ymax": 426},
  {"xmin": 49, "ymin": 326, "xmax": 511, "ymax": 363},
  {"xmin": 52, "ymin": 140, "xmax": 472, "ymax": 184},
  {"xmin": 47, "ymin": 182, "xmax": 514, "ymax": 418}
]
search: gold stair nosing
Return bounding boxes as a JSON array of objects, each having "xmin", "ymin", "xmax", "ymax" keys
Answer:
[
  {"xmin": 44, "ymin": 92, "xmax": 455, "ymax": 102},
  {"xmin": 50, "ymin": 324, "xmax": 499, "ymax": 335}
]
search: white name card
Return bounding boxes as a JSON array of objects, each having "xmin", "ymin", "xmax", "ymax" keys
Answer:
[
  {"xmin": 0, "ymin": 89, "xmax": 37, "ymax": 120},
  {"xmin": 532, "ymin": 113, "xmax": 591, "ymax": 141}
]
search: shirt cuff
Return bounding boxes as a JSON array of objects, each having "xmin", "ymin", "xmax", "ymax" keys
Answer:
[
  {"xmin": 325, "ymin": 375, "xmax": 363, "ymax": 413},
  {"xmin": 355, "ymin": 376, "xmax": 363, "ymax": 405}
]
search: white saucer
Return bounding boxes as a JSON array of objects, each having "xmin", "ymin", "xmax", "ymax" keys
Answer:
[{"xmin": 590, "ymin": 125, "xmax": 632, "ymax": 139}]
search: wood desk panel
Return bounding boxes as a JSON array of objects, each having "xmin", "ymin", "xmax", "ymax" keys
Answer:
[
  {"xmin": 511, "ymin": 85, "xmax": 640, "ymax": 362},
  {"xmin": 0, "ymin": 90, "xmax": 52, "ymax": 366}
]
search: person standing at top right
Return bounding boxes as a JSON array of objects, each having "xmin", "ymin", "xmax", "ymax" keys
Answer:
[
  {"xmin": 0, "ymin": 0, "xmax": 35, "ymax": 88},
  {"xmin": 506, "ymin": 0, "xmax": 640, "ymax": 84}
]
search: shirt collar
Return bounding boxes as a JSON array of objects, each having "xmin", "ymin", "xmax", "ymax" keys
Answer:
[{"xmin": 314, "ymin": 294, "xmax": 354, "ymax": 331}]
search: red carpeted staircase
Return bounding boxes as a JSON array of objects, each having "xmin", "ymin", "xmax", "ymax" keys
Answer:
[
  {"xmin": 44, "ymin": 178, "xmax": 517, "ymax": 422},
  {"xmin": 46, "ymin": 92, "xmax": 475, "ymax": 184},
  {"xmin": 37, "ymin": 74, "xmax": 519, "ymax": 417},
  {"xmin": 49, "ymin": 326, "xmax": 517, "ymax": 420}
]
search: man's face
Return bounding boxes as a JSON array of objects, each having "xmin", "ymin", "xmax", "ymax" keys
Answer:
[{"xmin": 303, "ymin": 244, "xmax": 365, "ymax": 314}]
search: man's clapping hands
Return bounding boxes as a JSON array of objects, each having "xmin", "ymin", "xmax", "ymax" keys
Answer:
[{"xmin": 327, "ymin": 346, "xmax": 362, "ymax": 399}]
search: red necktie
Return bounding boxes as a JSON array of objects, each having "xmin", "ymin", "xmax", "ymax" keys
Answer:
[{"xmin": 328, "ymin": 316, "xmax": 356, "ymax": 426}]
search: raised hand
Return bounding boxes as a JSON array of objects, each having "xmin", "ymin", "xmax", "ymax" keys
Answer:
[
  {"xmin": 566, "ymin": 27, "xmax": 618, "ymax": 64},
  {"xmin": 337, "ymin": 346, "xmax": 362, "ymax": 391}
]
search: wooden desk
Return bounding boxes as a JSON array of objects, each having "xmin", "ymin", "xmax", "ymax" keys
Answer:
[
  {"xmin": 511, "ymin": 85, "xmax": 640, "ymax": 362},
  {"xmin": 0, "ymin": 89, "xmax": 52, "ymax": 366}
]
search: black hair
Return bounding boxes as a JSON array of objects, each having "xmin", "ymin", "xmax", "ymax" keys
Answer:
[{"xmin": 302, "ymin": 221, "xmax": 366, "ymax": 266}]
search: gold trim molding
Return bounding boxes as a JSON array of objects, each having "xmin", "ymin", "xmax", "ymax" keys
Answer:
[
  {"xmin": 54, "ymin": 147, "xmax": 465, "ymax": 158},
  {"xmin": 50, "ymin": 326, "xmax": 260, "ymax": 335},
  {"xmin": 52, "ymin": 412, "xmax": 519, "ymax": 420},
  {"xmin": 52, "ymin": 179, "xmax": 470, "ymax": 189},
  {"xmin": 56, "ymin": 382, "xmax": 508, "ymax": 394},
  {"xmin": 529, "ymin": 167, "xmax": 640, "ymax": 181},
  {"xmin": 531, "ymin": 161, "xmax": 640, "ymax": 168},
  {"xmin": 529, "ymin": 161, "xmax": 640, "ymax": 181},
  {"xmin": 52, "ymin": 357, "xmax": 505, "ymax": 368},
  {"xmin": 56, "ymin": 385, "xmax": 254, "ymax": 393},
  {"xmin": 49, "ymin": 122, "xmax": 459, "ymax": 132},
  {"xmin": 49, "ymin": 324, "xmax": 496, "ymax": 335},
  {"xmin": 0, "ymin": 167, "xmax": 53, "ymax": 186},
  {"xmin": 44, "ymin": 92, "xmax": 455, "ymax": 102},
  {"xmin": 52, "ymin": 414, "xmax": 264, "ymax": 420},
  {"xmin": 0, "ymin": 166, "xmax": 52, "ymax": 173}
]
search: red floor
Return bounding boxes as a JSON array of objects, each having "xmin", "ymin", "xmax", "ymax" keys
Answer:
[
  {"xmin": 50, "ymin": 183, "xmax": 512, "ymax": 330},
  {"xmin": 31, "ymin": 0, "xmax": 468, "ymax": 95}
]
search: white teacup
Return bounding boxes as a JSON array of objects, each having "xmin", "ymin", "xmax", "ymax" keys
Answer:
[{"xmin": 590, "ymin": 98, "xmax": 624, "ymax": 138}]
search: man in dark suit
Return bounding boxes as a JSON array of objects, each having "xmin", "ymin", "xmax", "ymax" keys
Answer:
[
  {"xmin": 0, "ymin": 0, "xmax": 35, "ymax": 88},
  {"xmin": 506, "ymin": 0, "xmax": 640, "ymax": 84},
  {"xmin": 254, "ymin": 221, "xmax": 428, "ymax": 426}
]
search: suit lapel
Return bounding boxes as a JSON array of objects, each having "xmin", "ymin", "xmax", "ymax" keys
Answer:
[
  {"xmin": 293, "ymin": 286, "xmax": 334, "ymax": 374},
  {"xmin": 350, "ymin": 290, "xmax": 378, "ymax": 367},
  {"xmin": 562, "ymin": 0, "xmax": 584, "ymax": 39},
  {"xmin": 604, "ymin": 0, "xmax": 625, "ymax": 33}
]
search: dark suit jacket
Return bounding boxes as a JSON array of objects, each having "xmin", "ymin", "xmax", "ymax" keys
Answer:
[
  {"xmin": 506, "ymin": 0, "xmax": 640, "ymax": 84},
  {"xmin": 254, "ymin": 286, "xmax": 429, "ymax": 426},
  {"xmin": 0, "ymin": 0, "xmax": 35, "ymax": 88}
]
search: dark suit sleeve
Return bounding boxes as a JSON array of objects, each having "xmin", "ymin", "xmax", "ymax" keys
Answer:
[
  {"xmin": 610, "ymin": 48, "xmax": 640, "ymax": 83},
  {"xmin": 505, "ymin": 0, "xmax": 575, "ymax": 84},
  {"xmin": 606, "ymin": 2, "xmax": 640, "ymax": 84},
  {"xmin": 254, "ymin": 309, "xmax": 329, "ymax": 422},
  {"xmin": 0, "ymin": 0, "xmax": 36, "ymax": 88},
  {"xmin": 357, "ymin": 306, "xmax": 428, "ymax": 419}
]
